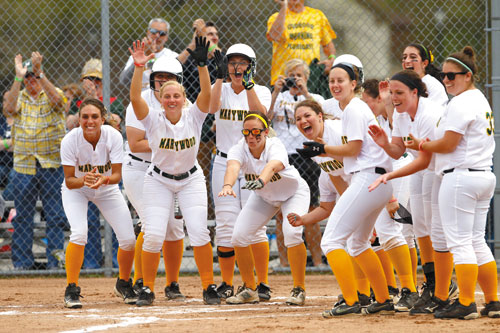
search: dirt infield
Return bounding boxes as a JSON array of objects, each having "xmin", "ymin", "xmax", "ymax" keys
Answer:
[{"xmin": 1, "ymin": 273, "xmax": 499, "ymax": 332}]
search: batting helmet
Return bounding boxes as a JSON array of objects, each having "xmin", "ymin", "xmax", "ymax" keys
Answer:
[
  {"xmin": 150, "ymin": 57, "xmax": 183, "ymax": 91},
  {"xmin": 226, "ymin": 43, "xmax": 257, "ymax": 76},
  {"xmin": 333, "ymin": 54, "xmax": 364, "ymax": 83}
]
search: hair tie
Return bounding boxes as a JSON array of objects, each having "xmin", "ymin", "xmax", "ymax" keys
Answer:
[
  {"xmin": 331, "ymin": 63, "xmax": 356, "ymax": 81},
  {"xmin": 446, "ymin": 57, "xmax": 474, "ymax": 74},
  {"xmin": 245, "ymin": 113, "xmax": 268, "ymax": 128}
]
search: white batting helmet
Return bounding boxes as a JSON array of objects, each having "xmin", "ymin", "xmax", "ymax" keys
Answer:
[
  {"xmin": 333, "ymin": 54, "xmax": 364, "ymax": 83},
  {"xmin": 150, "ymin": 56, "xmax": 183, "ymax": 91},
  {"xmin": 226, "ymin": 43, "xmax": 257, "ymax": 75}
]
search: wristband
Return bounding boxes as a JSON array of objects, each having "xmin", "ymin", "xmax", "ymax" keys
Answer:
[
  {"xmin": 104, "ymin": 176, "xmax": 110, "ymax": 185},
  {"xmin": 388, "ymin": 198, "xmax": 397, "ymax": 203},
  {"xmin": 14, "ymin": 77, "xmax": 23, "ymax": 82},
  {"xmin": 418, "ymin": 140, "xmax": 425, "ymax": 151},
  {"xmin": 2, "ymin": 139, "xmax": 9, "ymax": 150},
  {"xmin": 223, "ymin": 184, "xmax": 232, "ymax": 188},
  {"xmin": 134, "ymin": 62, "xmax": 144, "ymax": 67},
  {"xmin": 328, "ymin": 54, "xmax": 336, "ymax": 60},
  {"xmin": 208, "ymin": 44, "xmax": 218, "ymax": 52}
]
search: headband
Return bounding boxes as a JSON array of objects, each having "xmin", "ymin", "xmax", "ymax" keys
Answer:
[
  {"xmin": 418, "ymin": 44, "xmax": 434, "ymax": 63},
  {"xmin": 245, "ymin": 113, "xmax": 268, "ymax": 128},
  {"xmin": 390, "ymin": 72, "xmax": 419, "ymax": 92},
  {"xmin": 331, "ymin": 63, "xmax": 356, "ymax": 81},
  {"xmin": 446, "ymin": 57, "xmax": 474, "ymax": 74}
]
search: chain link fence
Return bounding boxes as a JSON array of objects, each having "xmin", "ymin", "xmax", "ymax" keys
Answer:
[{"xmin": 0, "ymin": 0, "xmax": 490, "ymax": 275}]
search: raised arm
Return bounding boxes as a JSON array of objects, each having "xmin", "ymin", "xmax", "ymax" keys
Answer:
[
  {"xmin": 188, "ymin": 37, "xmax": 211, "ymax": 113},
  {"xmin": 129, "ymin": 41, "xmax": 155, "ymax": 120},
  {"xmin": 209, "ymin": 49, "xmax": 227, "ymax": 114},
  {"xmin": 3, "ymin": 55, "xmax": 26, "ymax": 117},
  {"xmin": 368, "ymin": 124, "xmax": 406, "ymax": 159},
  {"xmin": 32, "ymin": 52, "xmax": 65, "ymax": 108},
  {"xmin": 267, "ymin": 0, "xmax": 288, "ymax": 42}
]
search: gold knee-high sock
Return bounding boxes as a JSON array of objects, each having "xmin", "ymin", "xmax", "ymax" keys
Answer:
[
  {"xmin": 142, "ymin": 250, "xmax": 161, "ymax": 292},
  {"xmin": 193, "ymin": 242, "xmax": 215, "ymax": 289},
  {"xmin": 326, "ymin": 249, "xmax": 358, "ymax": 306},
  {"xmin": 251, "ymin": 241, "xmax": 270, "ymax": 285},
  {"xmin": 455, "ymin": 264, "xmax": 478, "ymax": 306},
  {"xmin": 416, "ymin": 236, "xmax": 434, "ymax": 266},
  {"xmin": 386, "ymin": 245, "xmax": 416, "ymax": 292},
  {"xmin": 478, "ymin": 261, "xmax": 499, "ymax": 303},
  {"xmin": 163, "ymin": 239, "xmax": 183, "ymax": 285},
  {"xmin": 409, "ymin": 247, "xmax": 418, "ymax": 286},
  {"xmin": 234, "ymin": 246, "xmax": 257, "ymax": 290},
  {"xmin": 350, "ymin": 255, "xmax": 370, "ymax": 295},
  {"xmin": 375, "ymin": 250, "xmax": 397, "ymax": 290},
  {"xmin": 433, "ymin": 251, "xmax": 453, "ymax": 301},
  {"xmin": 133, "ymin": 232, "xmax": 144, "ymax": 284},
  {"xmin": 117, "ymin": 248, "xmax": 135, "ymax": 281},
  {"xmin": 355, "ymin": 249, "xmax": 390, "ymax": 303},
  {"xmin": 65, "ymin": 242, "xmax": 85, "ymax": 286},
  {"xmin": 218, "ymin": 246, "xmax": 236, "ymax": 286},
  {"xmin": 287, "ymin": 243, "xmax": 307, "ymax": 289}
]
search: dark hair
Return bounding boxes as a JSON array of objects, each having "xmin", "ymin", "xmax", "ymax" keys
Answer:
[
  {"xmin": 205, "ymin": 21, "xmax": 217, "ymax": 29},
  {"xmin": 445, "ymin": 46, "xmax": 478, "ymax": 82},
  {"xmin": 361, "ymin": 79, "xmax": 380, "ymax": 98},
  {"xmin": 390, "ymin": 70, "xmax": 429, "ymax": 98},
  {"xmin": 79, "ymin": 97, "xmax": 107, "ymax": 118},
  {"xmin": 331, "ymin": 63, "xmax": 362, "ymax": 94},
  {"xmin": 244, "ymin": 111, "xmax": 269, "ymax": 129},
  {"xmin": 407, "ymin": 43, "xmax": 444, "ymax": 87}
]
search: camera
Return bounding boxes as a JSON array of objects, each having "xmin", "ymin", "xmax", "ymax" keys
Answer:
[{"xmin": 285, "ymin": 77, "xmax": 296, "ymax": 88}]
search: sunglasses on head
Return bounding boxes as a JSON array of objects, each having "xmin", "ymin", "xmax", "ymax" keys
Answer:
[
  {"xmin": 149, "ymin": 28, "xmax": 168, "ymax": 37},
  {"xmin": 84, "ymin": 76, "xmax": 102, "ymax": 82},
  {"xmin": 241, "ymin": 128, "xmax": 265, "ymax": 137},
  {"xmin": 439, "ymin": 71, "xmax": 468, "ymax": 81}
]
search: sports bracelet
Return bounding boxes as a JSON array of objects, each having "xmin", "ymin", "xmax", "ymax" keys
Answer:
[
  {"xmin": 328, "ymin": 54, "xmax": 336, "ymax": 60},
  {"xmin": 418, "ymin": 140, "xmax": 425, "ymax": 151},
  {"xmin": 134, "ymin": 62, "xmax": 144, "ymax": 67},
  {"xmin": 104, "ymin": 176, "xmax": 110, "ymax": 185},
  {"xmin": 208, "ymin": 44, "xmax": 218, "ymax": 52},
  {"xmin": 14, "ymin": 77, "xmax": 23, "ymax": 82},
  {"xmin": 2, "ymin": 139, "xmax": 9, "ymax": 150},
  {"xmin": 388, "ymin": 198, "xmax": 397, "ymax": 203}
]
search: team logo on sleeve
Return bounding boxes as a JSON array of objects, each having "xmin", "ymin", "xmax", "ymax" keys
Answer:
[
  {"xmin": 245, "ymin": 173, "xmax": 282, "ymax": 183},
  {"xmin": 159, "ymin": 136, "xmax": 196, "ymax": 151},
  {"xmin": 341, "ymin": 136, "xmax": 348, "ymax": 144},
  {"xmin": 220, "ymin": 109, "xmax": 249, "ymax": 121}
]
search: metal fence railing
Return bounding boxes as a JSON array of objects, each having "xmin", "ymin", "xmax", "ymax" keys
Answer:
[{"xmin": 0, "ymin": 0, "xmax": 490, "ymax": 275}]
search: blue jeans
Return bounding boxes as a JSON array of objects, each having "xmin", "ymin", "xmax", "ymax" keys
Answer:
[{"xmin": 11, "ymin": 165, "xmax": 67, "ymax": 269}]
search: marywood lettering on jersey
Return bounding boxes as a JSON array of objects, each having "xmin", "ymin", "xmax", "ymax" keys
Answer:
[
  {"xmin": 158, "ymin": 136, "xmax": 196, "ymax": 151},
  {"xmin": 220, "ymin": 109, "xmax": 249, "ymax": 121},
  {"xmin": 245, "ymin": 173, "xmax": 282, "ymax": 183},
  {"xmin": 319, "ymin": 159, "xmax": 343, "ymax": 173},
  {"xmin": 78, "ymin": 161, "xmax": 112, "ymax": 173}
]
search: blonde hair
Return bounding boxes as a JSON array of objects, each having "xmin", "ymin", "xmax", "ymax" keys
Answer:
[
  {"xmin": 159, "ymin": 81, "xmax": 188, "ymax": 107},
  {"xmin": 284, "ymin": 59, "xmax": 310, "ymax": 81},
  {"xmin": 80, "ymin": 58, "xmax": 102, "ymax": 80}
]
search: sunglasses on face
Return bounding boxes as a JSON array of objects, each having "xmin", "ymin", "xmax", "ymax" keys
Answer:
[
  {"xmin": 149, "ymin": 28, "xmax": 168, "ymax": 37},
  {"xmin": 439, "ymin": 71, "xmax": 468, "ymax": 81},
  {"xmin": 241, "ymin": 128, "xmax": 265, "ymax": 137}
]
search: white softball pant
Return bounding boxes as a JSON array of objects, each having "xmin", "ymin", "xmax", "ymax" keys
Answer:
[
  {"xmin": 122, "ymin": 156, "xmax": 184, "ymax": 241},
  {"xmin": 142, "ymin": 168, "xmax": 210, "ymax": 252},
  {"xmin": 231, "ymin": 178, "xmax": 310, "ymax": 247},
  {"xmin": 393, "ymin": 154, "xmax": 415, "ymax": 248},
  {"xmin": 321, "ymin": 170, "xmax": 393, "ymax": 257},
  {"xmin": 212, "ymin": 155, "xmax": 267, "ymax": 248},
  {"xmin": 409, "ymin": 169, "xmax": 433, "ymax": 238},
  {"xmin": 430, "ymin": 174, "xmax": 448, "ymax": 252},
  {"xmin": 62, "ymin": 184, "xmax": 136, "ymax": 251},
  {"xmin": 439, "ymin": 169, "xmax": 496, "ymax": 265}
]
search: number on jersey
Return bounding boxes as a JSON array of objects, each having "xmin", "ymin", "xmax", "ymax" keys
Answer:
[{"xmin": 486, "ymin": 112, "xmax": 495, "ymax": 136}]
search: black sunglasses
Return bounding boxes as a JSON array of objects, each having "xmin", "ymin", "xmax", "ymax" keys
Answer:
[
  {"xmin": 439, "ymin": 71, "xmax": 468, "ymax": 81},
  {"xmin": 241, "ymin": 128, "xmax": 265, "ymax": 137},
  {"xmin": 149, "ymin": 28, "xmax": 168, "ymax": 37}
]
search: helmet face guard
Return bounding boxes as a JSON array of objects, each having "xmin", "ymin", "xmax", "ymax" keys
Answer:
[
  {"xmin": 226, "ymin": 44, "xmax": 257, "ymax": 76},
  {"xmin": 150, "ymin": 57, "xmax": 184, "ymax": 91}
]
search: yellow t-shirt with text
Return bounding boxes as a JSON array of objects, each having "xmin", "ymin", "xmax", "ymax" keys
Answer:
[{"xmin": 267, "ymin": 7, "xmax": 336, "ymax": 85}]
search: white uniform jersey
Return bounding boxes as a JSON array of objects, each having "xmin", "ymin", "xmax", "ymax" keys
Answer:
[
  {"xmin": 312, "ymin": 119, "xmax": 344, "ymax": 177},
  {"xmin": 61, "ymin": 125, "xmax": 123, "ymax": 184},
  {"xmin": 272, "ymin": 91, "xmax": 324, "ymax": 154},
  {"xmin": 140, "ymin": 103, "xmax": 206, "ymax": 174},
  {"xmin": 321, "ymin": 98, "xmax": 342, "ymax": 118},
  {"xmin": 434, "ymin": 89, "xmax": 495, "ymax": 173},
  {"xmin": 124, "ymin": 89, "xmax": 193, "ymax": 161},
  {"xmin": 214, "ymin": 83, "xmax": 272, "ymax": 154},
  {"xmin": 422, "ymin": 74, "xmax": 448, "ymax": 107},
  {"xmin": 341, "ymin": 97, "xmax": 392, "ymax": 174},
  {"xmin": 227, "ymin": 137, "xmax": 301, "ymax": 202},
  {"xmin": 392, "ymin": 97, "xmax": 443, "ymax": 170},
  {"xmin": 318, "ymin": 170, "xmax": 338, "ymax": 203},
  {"xmin": 123, "ymin": 48, "xmax": 179, "ymax": 90}
]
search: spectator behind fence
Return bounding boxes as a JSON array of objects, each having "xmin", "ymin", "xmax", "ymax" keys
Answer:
[
  {"xmin": 62, "ymin": 83, "xmax": 83, "ymax": 115},
  {"xmin": 119, "ymin": 18, "xmax": 179, "ymax": 89},
  {"xmin": 178, "ymin": 18, "xmax": 221, "ymax": 219},
  {"xmin": 66, "ymin": 59, "xmax": 123, "ymax": 131},
  {"xmin": 268, "ymin": 59, "xmax": 324, "ymax": 267},
  {"xmin": 267, "ymin": 0, "xmax": 337, "ymax": 86},
  {"xmin": 3, "ymin": 52, "xmax": 68, "ymax": 270},
  {"xmin": 0, "ymin": 92, "xmax": 14, "ymax": 194}
]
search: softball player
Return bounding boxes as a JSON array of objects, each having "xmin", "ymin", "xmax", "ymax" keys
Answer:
[
  {"xmin": 210, "ymin": 44, "xmax": 272, "ymax": 300},
  {"xmin": 401, "ymin": 43, "xmax": 448, "ymax": 107},
  {"xmin": 61, "ymin": 98, "xmax": 136, "ymax": 308},
  {"xmin": 297, "ymin": 60, "xmax": 394, "ymax": 316},
  {"xmin": 219, "ymin": 111, "xmax": 309, "ymax": 306},
  {"xmin": 123, "ymin": 56, "xmax": 187, "ymax": 300},
  {"xmin": 417, "ymin": 47, "xmax": 498, "ymax": 319},
  {"xmin": 129, "ymin": 37, "xmax": 220, "ymax": 306}
]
